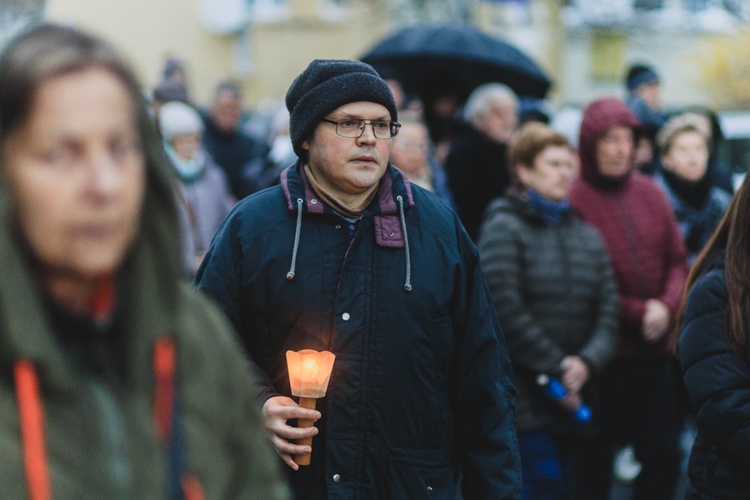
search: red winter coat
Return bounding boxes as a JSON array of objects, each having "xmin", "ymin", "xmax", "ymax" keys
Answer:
[{"xmin": 570, "ymin": 98, "xmax": 688, "ymax": 358}]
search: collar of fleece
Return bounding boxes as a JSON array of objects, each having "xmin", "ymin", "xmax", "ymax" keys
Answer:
[{"xmin": 578, "ymin": 98, "xmax": 642, "ymax": 190}]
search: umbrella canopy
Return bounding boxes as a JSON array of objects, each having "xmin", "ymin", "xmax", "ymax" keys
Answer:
[{"xmin": 360, "ymin": 24, "xmax": 552, "ymax": 101}]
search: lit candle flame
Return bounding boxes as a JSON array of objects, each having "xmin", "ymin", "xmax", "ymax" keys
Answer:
[{"xmin": 286, "ymin": 349, "xmax": 336, "ymax": 398}]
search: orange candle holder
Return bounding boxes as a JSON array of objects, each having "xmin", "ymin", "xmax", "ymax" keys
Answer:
[{"xmin": 286, "ymin": 349, "xmax": 335, "ymax": 466}]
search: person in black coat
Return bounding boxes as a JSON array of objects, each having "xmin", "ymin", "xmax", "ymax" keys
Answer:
[
  {"xmin": 445, "ymin": 83, "xmax": 518, "ymax": 241},
  {"xmin": 676, "ymin": 172, "xmax": 750, "ymax": 499},
  {"xmin": 201, "ymin": 80, "xmax": 266, "ymax": 200},
  {"xmin": 195, "ymin": 59, "xmax": 521, "ymax": 499}
]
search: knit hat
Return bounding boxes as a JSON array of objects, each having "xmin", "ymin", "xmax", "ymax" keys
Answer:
[
  {"xmin": 625, "ymin": 63, "xmax": 660, "ymax": 93},
  {"xmin": 158, "ymin": 101, "xmax": 204, "ymax": 142},
  {"xmin": 285, "ymin": 59, "xmax": 398, "ymax": 158}
]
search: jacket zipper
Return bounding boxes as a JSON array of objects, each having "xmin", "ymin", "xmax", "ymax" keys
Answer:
[
  {"xmin": 85, "ymin": 376, "xmax": 131, "ymax": 500},
  {"xmin": 614, "ymin": 194, "xmax": 648, "ymax": 298},
  {"xmin": 554, "ymin": 225, "xmax": 574, "ymax": 311}
]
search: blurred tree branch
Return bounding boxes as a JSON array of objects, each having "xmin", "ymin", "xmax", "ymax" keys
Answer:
[{"xmin": 696, "ymin": 28, "xmax": 750, "ymax": 109}]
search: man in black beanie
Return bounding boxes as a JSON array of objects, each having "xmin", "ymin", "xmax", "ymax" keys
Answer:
[
  {"xmin": 625, "ymin": 62, "xmax": 667, "ymax": 133},
  {"xmin": 195, "ymin": 58, "xmax": 521, "ymax": 499}
]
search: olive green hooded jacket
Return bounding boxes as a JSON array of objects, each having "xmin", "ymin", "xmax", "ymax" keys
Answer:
[{"xmin": 0, "ymin": 112, "xmax": 289, "ymax": 499}]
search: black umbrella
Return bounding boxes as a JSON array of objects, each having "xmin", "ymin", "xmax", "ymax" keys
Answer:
[{"xmin": 360, "ymin": 24, "xmax": 552, "ymax": 101}]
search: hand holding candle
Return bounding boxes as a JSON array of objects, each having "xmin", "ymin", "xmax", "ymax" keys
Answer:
[{"xmin": 286, "ymin": 349, "xmax": 336, "ymax": 466}]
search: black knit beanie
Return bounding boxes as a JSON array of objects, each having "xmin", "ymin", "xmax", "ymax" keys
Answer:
[
  {"xmin": 625, "ymin": 63, "xmax": 660, "ymax": 93},
  {"xmin": 286, "ymin": 59, "xmax": 398, "ymax": 158}
]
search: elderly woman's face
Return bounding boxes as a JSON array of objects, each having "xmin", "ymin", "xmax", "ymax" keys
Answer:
[
  {"xmin": 518, "ymin": 145, "xmax": 576, "ymax": 202},
  {"xmin": 2, "ymin": 67, "xmax": 146, "ymax": 279}
]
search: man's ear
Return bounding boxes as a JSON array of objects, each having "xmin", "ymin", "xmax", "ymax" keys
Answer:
[{"xmin": 302, "ymin": 140, "xmax": 309, "ymax": 152}]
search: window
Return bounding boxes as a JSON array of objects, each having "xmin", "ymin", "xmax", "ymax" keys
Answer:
[
  {"xmin": 319, "ymin": 0, "xmax": 347, "ymax": 20},
  {"xmin": 633, "ymin": 0, "xmax": 664, "ymax": 9},
  {"xmin": 248, "ymin": 0, "xmax": 290, "ymax": 22}
]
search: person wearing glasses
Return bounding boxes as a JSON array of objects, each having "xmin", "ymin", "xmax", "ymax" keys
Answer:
[{"xmin": 195, "ymin": 59, "xmax": 521, "ymax": 499}]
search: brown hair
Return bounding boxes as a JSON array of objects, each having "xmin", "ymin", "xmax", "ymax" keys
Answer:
[
  {"xmin": 0, "ymin": 24, "xmax": 182, "ymax": 290},
  {"xmin": 507, "ymin": 122, "xmax": 572, "ymax": 188},
  {"xmin": 673, "ymin": 174, "xmax": 750, "ymax": 356},
  {"xmin": 0, "ymin": 24, "xmax": 150, "ymax": 142}
]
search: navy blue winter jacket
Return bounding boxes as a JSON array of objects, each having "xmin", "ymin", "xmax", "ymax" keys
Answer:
[
  {"xmin": 195, "ymin": 162, "xmax": 520, "ymax": 499},
  {"xmin": 679, "ymin": 257, "xmax": 750, "ymax": 499}
]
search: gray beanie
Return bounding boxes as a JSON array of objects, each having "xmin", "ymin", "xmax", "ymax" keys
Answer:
[
  {"xmin": 286, "ymin": 59, "xmax": 398, "ymax": 158},
  {"xmin": 158, "ymin": 101, "xmax": 203, "ymax": 142}
]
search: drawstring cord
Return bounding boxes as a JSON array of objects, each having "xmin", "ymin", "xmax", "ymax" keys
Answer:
[
  {"xmin": 285, "ymin": 195, "xmax": 412, "ymax": 291},
  {"xmin": 15, "ymin": 360, "xmax": 51, "ymax": 500},
  {"xmin": 287, "ymin": 198, "xmax": 304, "ymax": 280},
  {"xmin": 396, "ymin": 196, "xmax": 412, "ymax": 292}
]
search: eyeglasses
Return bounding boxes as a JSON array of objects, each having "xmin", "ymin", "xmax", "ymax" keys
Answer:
[{"xmin": 321, "ymin": 118, "xmax": 401, "ymax": 139}]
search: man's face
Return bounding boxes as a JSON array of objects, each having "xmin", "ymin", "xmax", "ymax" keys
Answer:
[
  {"xmin": 636, "ymin": 81, "xmax": 661, "ymax": 111},
  {"xmin": 210, "ymin": 90, "xmax": 242, "ymax": 133},
  {"xmin": 595, "ymin": 125, "xmax": 635, "ymax": 179},
  {"xmin": 302, "ymin": 101, "xmax": 392, "ymax": 200},
  {"xmin": 390, "ymin": 121, "xmax": 429, "ymax": 176},
  {"xmin": 474, "ymin": 101, "xmax": 518, "ymax": 144}
]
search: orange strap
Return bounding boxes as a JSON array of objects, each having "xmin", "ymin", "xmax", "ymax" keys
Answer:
[
  {"xmin": 90, "ymin": 274, "xmax": 115, "ymax": 318},
  {"xmin": 153, "ymin": 336, "xmax": 205, "ymax": 500},
  {"xmin": 153, "ymin": 337, "xmax": 176, "ymax": 441},
  {"xmin": 181, "ymin": 474, "xmax": 206, "ymax": 500},
  {"xmin": 13, "ymin": 339, "xmax": 204, "ymax": 500},
  {"xmin": 15, "ymin": 360, "xmax": 51, "ymax": 500}
]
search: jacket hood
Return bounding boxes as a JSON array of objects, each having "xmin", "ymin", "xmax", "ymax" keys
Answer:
[
  {"xmin": 0, "ymin": 105, "xmax": 183, "ymax": 377},
  {"xmin": 578, "ymin": 98, "xmax": 641, "ymax": 189}
]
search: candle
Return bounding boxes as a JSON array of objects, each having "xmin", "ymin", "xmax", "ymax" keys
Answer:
[{"xmin": 286, "ymin": 349, "xmax": 336, "ymax": 466}]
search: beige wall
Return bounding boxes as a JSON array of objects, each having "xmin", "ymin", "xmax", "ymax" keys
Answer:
[
  {"xmin": 46, "ymin": 0, "xmax": 235, "ymax": 105},
  {"xmin": 45, "ymin": 0, "xmax": 389, "ymax": 109}
]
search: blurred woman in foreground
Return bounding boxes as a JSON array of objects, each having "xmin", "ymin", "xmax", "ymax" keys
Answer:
[
  {"xmin": 0, "ymin": 24, "xmax": 287, "ymax": 499},
  {"xmin": 676, "ymin": 169, "xmax": 750, "ymax": 499}
]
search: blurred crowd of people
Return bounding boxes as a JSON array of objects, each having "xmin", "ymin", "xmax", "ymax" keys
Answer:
[
  {"xmin": 139, "ymin": 49, "xmax": 743, "ymax": 498},
  {"xmin": 145, "ymin": 51, "xmax": 741, "ymax": 499}
]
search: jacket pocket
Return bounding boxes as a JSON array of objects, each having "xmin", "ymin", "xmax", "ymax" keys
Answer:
[{"xmin": 383, "ymin": 449, "xmax": 455, "ymax": 500}]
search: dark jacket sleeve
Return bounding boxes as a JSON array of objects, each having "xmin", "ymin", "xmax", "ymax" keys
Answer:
[
  {"xmin": 679, "ymin": 270, "xmax": 750, "ymax": 470},
  {"xmin": 453, "ymin": 228, "xmax": 521, "ymax": 499},
  {"xmin": 478, "ymin": 214, "xmax": 567, "ymax": 376},
  {"xmin": 193, "ymin": 212, "xmax": 279, "ymax": 404},
  {"xmin": 577, "ymin": 235, "xmax": 618, "ymax": 371}
]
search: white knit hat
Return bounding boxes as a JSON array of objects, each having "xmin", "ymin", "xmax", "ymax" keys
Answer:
[{"xmin": 158, "ymin": 101, "xmax": 204, "ymax": 141}]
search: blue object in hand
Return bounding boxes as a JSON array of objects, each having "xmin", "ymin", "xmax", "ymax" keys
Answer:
[{"xmin": 536, "ymin": 374, "xmax": 592, "ymax": 423}]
